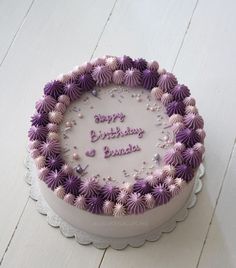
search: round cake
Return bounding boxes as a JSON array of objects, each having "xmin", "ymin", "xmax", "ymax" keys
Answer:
[{"xmin": 28, "ymin": 55, "xmax": 205, "ymax": 241}]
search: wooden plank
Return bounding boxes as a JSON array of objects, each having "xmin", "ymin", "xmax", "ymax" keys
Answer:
[
  {"xmin": 100, "ymin": 0, "xmax": 236, "ymax": 267},
  {"xmin": 94, "ymin": 0, "xmax": 198, "ymax": 70},
  {"xmin": 0, "ymin": 0, "xmax": 116, "ymax": 264},
  {"xmin": 1, "ymin": 199, "xmax": 104, "ymax": 268},
  {"xmin": 0, "ymin": 0, "xmax": 34, "ymax": 63},
  {"xmin": 198, "ymin": 143, "xmax": 236, "ymax": 268}
]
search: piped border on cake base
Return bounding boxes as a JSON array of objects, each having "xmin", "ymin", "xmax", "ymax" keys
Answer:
[{"xmin": 24, "ymin": 152, "xmax": 205, "ymax": 250}]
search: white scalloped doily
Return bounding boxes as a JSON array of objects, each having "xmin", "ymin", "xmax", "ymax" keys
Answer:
[{"xmin": 24, "ymin": 153, "xmax": 205, "ymax": 250}]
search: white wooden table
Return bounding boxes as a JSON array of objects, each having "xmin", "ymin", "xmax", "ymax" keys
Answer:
[{"xmin": 0, "ymin": 0, "xmax": 236, "ymax": 267}]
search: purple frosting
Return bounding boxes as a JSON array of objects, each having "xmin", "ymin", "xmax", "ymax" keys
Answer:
[
  {"xmin": 44, "ymin": 80, "xmax": 64, "ymax": 99},
  {"xmin": 63, "ymin": 175, "xmax": 81, "ymax": 196},
  {"xmin": 64, "ymin": 82, "xmax": 82, "ymax": 101},
  {"xmin": 184, "ymin": 113, "xmax": 204, "ymax": 130},
  {"xmin": 176, "ymin": 164, "xmax": 194, "ymax": 182},
  {"xmin": 183, "ymin": 148, "xmax": 202, "ymax": 168},
  {"xmin": 166, "ymin": 101, "xmax": 185, "ymax": 116},
  {"xmin": 176, "ymin": 128, "xmax": 201, "ymax": 147},
  {"xmin": 124, "ymin": 68, "xmax": 141, "ymax": 87},
  {"xmin": 35, "ymin": 95, "xmax": 57, "ymax": 113},
  {"xmin": 45, "ymin": 170, "xmax": 66, "ymax": 190},
  {"xmin": 152, "ymin": 183, "xmax": 171, "ymax": 205},
  {"xmin": 46, "ymin": 155, "xmax": 64, "ymax": 170},
  {"xmin": 133, "ymin": 58, "xmax": 147, "ymax": 71},
  {"xmin": 31, "ymin": 112, "xmax": 49, "ymax": 127},
  {"xmin": 117, "ymin": 55, "xmax": 133, "ymax": 71},
  {"xmin": 39, "ymin": 140, "xmax": 60, "ymax": 157},
  {"xmin": 77, "ymin": 73, "xmax": 96, "ymax": 91},
  {"xmin": 92, "ymin": 65, "xmax": 113, "ymax": 87},
  {"xmin": 158, "ymin": 72, "xmax": 178, "ymax": 92},
  {"xmin": 101, "ymin": 184, "xmax": 119, "ymax": 202},
  {"xmin": 127, "ymin": 193, "xmax": 146, "ymax": 214},
  {"xmin": 133, "ymin": 179, "xmax": 152, "ymax": 195},
  {"xmin": 141, "ymin": 69, "xmax": 159, "ymax": 90},
  {"xmin": 80, "ymin": 178, "xmax": 100, "ymax": 197},
  {"xmin": 87, "ymin": 196, "xmax": 103, "ymax": 214},
  {"xmin": 171, "ymin": 84, "xmax": 190, "ymax": 101},
  {"xmin": 28, "ymin": 126, "xmax": 48, "ymax": 141}
]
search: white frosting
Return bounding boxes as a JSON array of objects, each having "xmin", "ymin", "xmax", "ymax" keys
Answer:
[{"xmin": 59, "ymin": 86, "xmax": 174, "ymax": 186}]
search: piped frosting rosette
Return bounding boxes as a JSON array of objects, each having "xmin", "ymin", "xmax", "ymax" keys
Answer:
[{"xmin": 28, "ymin": 55, "xmax": 205, "ymax": 216}]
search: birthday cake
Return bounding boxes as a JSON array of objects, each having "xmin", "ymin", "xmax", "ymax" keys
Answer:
[{"xmin": 28, "ymin": 55, "xmax": 205, "ymax": 241}]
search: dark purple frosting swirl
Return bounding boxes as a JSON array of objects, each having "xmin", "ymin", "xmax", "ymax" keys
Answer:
[
  {"xmin": 117, "ymin": 55, "xmax": 133, "ymax": 71},
  {"xmin": 133, "ymin": 179, "xmax": 152, "ymax": 195},
  {"xmin": 176, "ymin": 164, "xmax": 194, "ymax": 182},
  {"xmin": 77, "ymin": 73, "xmax": 96, "ymax": 91},
  {"xmin": 152, "ymin": 183, "xmax": 171, "ymax": 205},
  {"xmin": 176, "ymin": 128, "xmax": 201, "ymax": 147},
  {"xmin": 63, "ymin": 82, "xmax": 82, "ymax": 101},
  {"xmin": 87, "ymin": 196, "xmax": 103, "ymax": 214},
  {"xmin": 171, "ymin": 84, "xmax": 190, "ymax": 101},
  {"xmin": 28, "ymin": 126, "xmax": 48, "ymax": 141},
  {"xmin": 101, "ymin": 184, "xmax": 120, "ymax": 202},
  {"xmin": 31, "ymin": 112, "xmax": 49, "ymax": 126},
  {"xmin": 63, "ymin": 175, "xmax": 81, "ymax": 196},
  {"xmin": 141, "ymin": 69, "xmax": 159, "ymax": 90},
  {"xmin": 133, "ymin": 58, "xmax": 147, "ymax": 71},
  {"xmin": 46, "ymin": 155, "xmax": 64, "ymax": 170},
  {"xmin": 44, "ymin": 80, "xmax": 64, "ymax": 99},
  {"xmin": 166, "ymin": 101, "xmax": 185, "ymax": 116},
  {"xmin": 45, "ymin": 170, "xmax": 66, "ymax": 190}
]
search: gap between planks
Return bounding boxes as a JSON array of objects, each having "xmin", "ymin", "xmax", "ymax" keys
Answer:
[
  {"xmin": 171, "ymin": 0, "xmax": 199, "ymax": 72},
  {"xmin": 0, "ymin": 0, "xmax": 35, "ymax": 68},
  {"xmin": 0, "ymin": 198, "xmax": 29, "ymax": 266},
  {"xmin": 0, "ymin": 1, "xmax": 117, "ymax": 267},
  {"xmin": 196, "ymin": 138, "xmax": 236, "ymax": 268}
]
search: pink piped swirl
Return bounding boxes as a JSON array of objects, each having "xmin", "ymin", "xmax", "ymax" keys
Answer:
[
  {"xmin": 172, "ymin": 122, "xmax": 185, "ymax": 134},
  {"xmin": 161, "ymin": 93, "xmax": 174, "ymax": 106},
  {"xmin": 151, "ymin": 87, "xmax": 163, "ymax": 100},
  {"xmin": 144, "ymin": 193, "xmax": 155, "ymax": 209},
  {"xmin": 169, "ymin": 114, "xmax": 183, "ymax": 125},
  {"xmin": 147, "ymin": 60, "xmax": 159, "ymax": 71},
  {"xmin": 196, "ymin": 129, "xmax": 206, "ymax": 142},
  {"xmin": 58, "ymin": 95, "xmax": 70, "ymax": 107},
  {"xmin": 103, "ymin": 200, "xmax": 114, "ymax": 215},
  {"xmin": 113, "ymin": 203, "xmax": 126, "ymax": 217},
  {"xmin": 74, "ymin": 195, "xmax": 87, "ymax": 210},
  {"xmin": 92, "ymin": 65, "xmax": 113, "ymax": 87},
  {"xmin": 183, "ymin": 96, "xmax": 196, "ymax": 106},
  {"xmin": 80, "ymin": 177, "xmax": 100, "ymax": 197},
  {"xmin": 112, "ymin": 70, "xmax": 125, "ymax": 85},
  {"xmin": 185, "ymin": 105, "xmax": 199, "ymax": 114}
]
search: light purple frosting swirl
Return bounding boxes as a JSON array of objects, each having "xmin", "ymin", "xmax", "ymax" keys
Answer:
[
  {"xmin": 124, "ymin": 68, "xmax": 141, "ymax": 87},
  {"xmin": 92, "ymin": 65, "xmax": 113, "ymax": 86},
  {"xmin": 127, "ymin": 193, "xmax": 146, "ymax": 214},
  {"xmin": 158, "ymin": 72, "xmax": 177, "ymax": 92}
]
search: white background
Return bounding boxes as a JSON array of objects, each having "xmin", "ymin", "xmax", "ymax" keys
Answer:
[{"xmin": 0, "ymin": 0, "xmax": 236, "ymax": 267}]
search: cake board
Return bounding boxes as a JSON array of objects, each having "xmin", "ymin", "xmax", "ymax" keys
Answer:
[{"xmin": 24, "ymin": 152, "xmax": 205, "ymax": 250}]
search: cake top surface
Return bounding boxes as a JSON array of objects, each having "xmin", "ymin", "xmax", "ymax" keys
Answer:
[{"xmin": 28, "ymin": 55, "xmax": 206, "ymax": 216}]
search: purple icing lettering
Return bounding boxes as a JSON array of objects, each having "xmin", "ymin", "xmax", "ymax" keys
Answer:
[
  {"xmin": 90, "ymin": 130, "xmax": 99, "ymax": 142},
  {"xmin": 94, "ymin": 112, "xmax": 126, "ymax": 124},
  {"xmin": 103, "ymin": 144, "xmax": 141, "ymax": 159}
]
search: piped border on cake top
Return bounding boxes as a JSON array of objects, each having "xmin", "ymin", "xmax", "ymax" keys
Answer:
[{"xmin": 28, "ymin": 55, "xmax": 206, "ymax": 216}]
